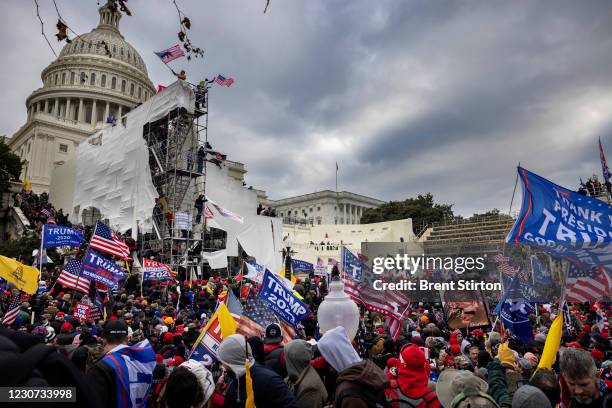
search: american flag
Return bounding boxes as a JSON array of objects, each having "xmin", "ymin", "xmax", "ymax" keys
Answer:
[
  {"xmin": 41, "ymin": 208, "xmax": 51, "ymax": 217},
  {"xmin": 494, "ymin": 254, "xmax": 529, "ymax": 281},
  {"xmin": 594, "ymin": 301, "xmax": 609, "ymax": 333},
  {"xmin": 600, "ymin": 137, "xmax": 611, "ymax": 182},
  {"xmin": 343, "ymin": 274, "xmax": 410, "ymax": 321},
  {"xmin": 56, "ymin": 259, "xmax": 90, "ymax": 294},
  {"xmin": 328, "ymin": 258, "xmax": 338, "ymax": 267},
  {"xmin": 565, "ymin": 264, "xmax": 611, "ymax": 303},
  {"xmin": 204, "ymin": 203, "xmax": 214, "ymax": 220},
  {"xmin": 214, "ymin": 75, "xmax": 234, "ymax": 87},
  {"xmin": 91, "ymin": 221, "xmax": 130, "ymax": 259},
  {"xmin": 386, "ymin": 316, "xmax": 402, "ymax": 341},
  {"xmin": 233, "ymin": 291, "xmax": 295, "ymax": 343},
  {"xmin": 154, "ymin": 44, "xmax": 185, "ymax": 64},
  {"xmin": 2, "ymin": 294, "xmax": 21, "ymax": 326}
]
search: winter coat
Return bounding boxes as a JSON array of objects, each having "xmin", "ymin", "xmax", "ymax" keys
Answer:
[
  {"xmin": 487, "ymin": 359, "xmax": 511, "ymax": 407},
  {"xmin": 335, "ymin": 359, "xmax": 390, "ymax": 408},
  {"xmin": 288, "ymin": 364, "xmax": 328, "ymax": 408},
  {"xmin": 223, "ymin": 362, "xmax": 299, "ymax": 408}
]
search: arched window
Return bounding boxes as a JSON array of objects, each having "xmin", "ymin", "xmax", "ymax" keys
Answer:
[
  {"xmin": 120, "ymin": 48, "xmax": 124, "ymax": 56},
  {"xmin": 80, "ymin": 72, "xmax": 86, "ymax": 84},
  {"xmin": 80, "ymin": 41, "xmax": 84, "ymax": 50},
  {"xmin": 101, "ymin": 74, "xmax": 106, "ymax": 87},
  {"xmin": 130, "ymin": 83, "xmax": 134, "ymax": 96},
  {"xmin": 138, "ymin": 87, "xmax": 142, "ymax": 99},
  {"xmin": 112, "ymin": 45, "xmax": 117, "ymax": 55},
  {"xmin": 127, "ymin": 51, "xmax": 131, "ymax": 60},
  {"xmin": 62, "ymin": 72, "xmax": 66, "ymax": 84},
  {"xmin": 111, "ymin": 77, "xmax": 116, "ymax": 89},
  {"xmin": 70, "ymin": 72, "xmax": 75, "ymax": 84},
  {"xmin": 54, "ymin": 74, "xmax": 58, "ymax": 85},
  {"xmin": 121, "ymin": 80, "xmax": 126, "ymax": 93},
  {"xmin": 90, "ymin": 72, "xmax": 96, "ymax": 86}
]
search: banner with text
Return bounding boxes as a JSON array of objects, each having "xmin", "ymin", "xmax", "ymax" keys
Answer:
[{"xmin": 259, "ymin": 270, "xmax": 309, "ymax": 326}]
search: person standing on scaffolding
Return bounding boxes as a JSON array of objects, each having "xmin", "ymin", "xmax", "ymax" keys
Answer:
[{"xmin": 194, "ymin": 194, "xmax": 205, "ymax": 224}]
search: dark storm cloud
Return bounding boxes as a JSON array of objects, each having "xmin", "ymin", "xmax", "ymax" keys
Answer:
[{"xmin": 2, "ymin": 1, "xmax": 612, "ymax": 215}]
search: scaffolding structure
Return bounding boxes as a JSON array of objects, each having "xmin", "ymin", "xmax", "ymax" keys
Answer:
[{"xmin": 141, "ymin": 84, "xmax": 209, "ymax": 273}]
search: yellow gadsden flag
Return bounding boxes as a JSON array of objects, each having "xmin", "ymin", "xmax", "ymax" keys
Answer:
[
  {"xmin": 538, "ymin": 313, "xmax": 563, "ymax": 369},
  {"xmin": 0, "ymin": 256, "xmax": 40, "ymax": 294}
]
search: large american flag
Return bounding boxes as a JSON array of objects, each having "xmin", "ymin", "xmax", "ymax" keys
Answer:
[
  {"xmin": 91, "ymin": 221, "xmax": 130, "ymax": 259},
  {"xmin": 56, "ymin": 259, "xmax": 90, "ymax": 294},
  {"xmin": 154, "ymin": 44, "xmax": 185, "ymax": 64},
  {"xmin": 2, "ymin": 294, "xmax": 21, "ymax": 326},
  {"xmin": 565, "ymin": 264, "xmax": 611, "ymax": 303},
  {"xmin": 214, "ymin": 75, "xmax": 234, "ymax": 87}
]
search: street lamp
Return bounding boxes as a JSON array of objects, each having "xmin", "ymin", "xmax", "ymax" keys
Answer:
[{"xmin": 317, "ymin": 278, "xmax": 360, "ymax": 341}]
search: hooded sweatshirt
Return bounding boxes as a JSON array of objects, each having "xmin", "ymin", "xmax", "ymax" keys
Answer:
[
  {"xmin": 218, "ymin": 334, "xmax": 299, "ymax": 408},
  {"xmin": 335, "ymin": 359, "xmax": 391, "ymax": 408},
  {"xmin": 285, "ymin": 340, "xmax": 328, "ymax": 408},
  {"xmin": 317, "ymin": 326, "xmax": 361, "ymax": 372}
]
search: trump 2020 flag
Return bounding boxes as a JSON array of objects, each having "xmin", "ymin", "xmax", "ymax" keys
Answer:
[
  {"xmin": 82, "ymin": 248, "xmax": 126, "ymax": 288},
  {"xmin": 102, "ymin": 339, "xmax": 156, "ymax": 408},
  {"xmin": 142, "ymin": 258, "xmax": 175, "ymax": 282},
  {"xmin": 259, "ymin": 270, "xmax": 309, "ymax": 326},
  {"xmin": 42, "ymin": 224, "xmax": 85, "ymax": 248},
  {"xmin": 341, "ymin": 246, "xmax": 363, "ymax": 281},
  {"xmin": 291, "ymin": 259, "xmax": 314, "ymax": 274},
  {"xmin": 244, "ymin": 261, "xmax": 266, "ymax": 284},
  {"xmin": 506, "ymin": 167, "xmax": 612, "ymax": 270}
]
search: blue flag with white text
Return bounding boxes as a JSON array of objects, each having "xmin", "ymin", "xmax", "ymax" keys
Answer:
[
  {"xmin": 42, "ymin": 224, "xmax": 85, "ymax": 248},
  {"xmin": 499, "ymin": 277, "xmax": 534, "ymax": 344},
  {"xmin": 506, "ymin": 167, "xmax": 612, "ymax": 271},
  {"xmin": 82, "ymin": 248, "xmax": 126, "ymax": 288},
  {"xmin": 291, "ymin": 259, "xmax": 314, "ymax": 274},
  {"xmin": 341, "ymin": 246, "xmax": 363, "ymax": 281},
  {"xmin": 259, "ymin": 270, "xmax": 309, "ymax": 326}
]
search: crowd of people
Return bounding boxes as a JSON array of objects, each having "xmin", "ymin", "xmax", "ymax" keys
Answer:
[
  {"xmin": 0, "ymin": 191, "xmax": 610, "ymax": 408},
  {"xmin": 1, "ymin": 266, "xmax": 610, "ymax": 408},
  {"xmin": 578, "ymin": 175, "xmax": 612, "ymax": 198}
]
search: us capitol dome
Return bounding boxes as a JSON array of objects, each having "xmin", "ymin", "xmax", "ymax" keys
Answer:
[{"xmin": 8, "ymin": 1, "xmax": 156, "ymax": 193}]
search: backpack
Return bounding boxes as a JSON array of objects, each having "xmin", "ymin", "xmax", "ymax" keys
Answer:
[
  {"xmin": 385, "ymin": 386, "xmax": 438, "ymax": 408},
  {"xmin": 336, "ymin": 386, "xmax": 391, "ymax": 408}
]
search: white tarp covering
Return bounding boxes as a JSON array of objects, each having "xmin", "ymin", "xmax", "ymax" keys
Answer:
[
  {"xmin": 201, "ymin": 249, "xmax": 229, "ymax": 269},
  {"xmin": 72, "ymin": 81, "xmax": 195, "ymax": 232},
  {"xmin": 205, "ymin": 165, "xmax": 283, "ymax": 273}
]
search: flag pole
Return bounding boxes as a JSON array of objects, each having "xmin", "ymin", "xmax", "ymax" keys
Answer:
[
  {"xmin": 38, "ymin": 225, "xmax": 45, "ymax": 280},
  {"xmin": 335, "ymin": 162, "xmax": 338, "ymax": 193}
]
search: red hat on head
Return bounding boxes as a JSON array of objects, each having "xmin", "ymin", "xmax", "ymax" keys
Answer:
[
  {"xmin": 202, "ymin": 280, "xmax": 207, "ymax": 285},
  {"xmin": 61, "ymin": 322, "xmax": 73, "ymax": 333},
  {"xmin": 397, "ymin": 345, "xmax": 430, "ymax": 395},
  {"xmin": 59, "ymin": 292, "xmax": 65, "ymax": 297},
  {"xmin": 450, "ymin": 344, "xmax": 462, "ymax": 356},
  {"xmin": 175, "ymin": 324, "xmax": 184, "ymax": 333},
  {"xmin": 470, "ymin": 329, "xmax": 484, "ymax": 337},
  {"xmin": 565, "ymin": 341, "xmax": 581, "ymax": 349},
  {"xmin": 156, "ymin": 354, "xmax": 163, "ymax": 363},
  {"xmin": 56, "ymin": 312, "xmax": 65, "ymax": 318},
  {"xmin": 183, "ymin": 280, "xmax": 189, "ymax": 286},
  {"xmin": 163, "ymin": 332, "xmax": 174, "ymax": 344},
  {"xmin": 110, "ymin": 315, "xmax": 117, "ymax": 321},
  {"xmin": 173, "ymin": 356, "xmax": 185, "ymax": 366},
  {"xmin": 376, "ymin": 327, "xmax": 385, "ymax": 335},
  {"xmin": 582, "ymin": 325, "xmax": 591, "ymax": 333},
  {"xmin": 591, "ymin": 349, "xmax": 605, "ymax": 361},
  {"xmin": 193, "ymin": 280, "xmax": 199, "ymax": 285}
]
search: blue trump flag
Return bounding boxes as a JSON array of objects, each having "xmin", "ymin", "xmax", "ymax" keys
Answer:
[
  {"xmin": 82, "ymin": 248, "xmax": 126, "ymax": 288},
  {"xmin": 498, "ymin": 277, "xmax": 534, "ymax": 344},
  {"xmin": 259, "ymin": 270, "xmax": 309, "ymax": 326},
  {"xmin": 291, "ymin": 259, "xmax": 314, "ymax": 274},
  {"xmin": 341, "ymin": 246, "xmax": 363, "ymax": 281},
  {"xmin": 506, "ymin": 167, "xmax": 612, "ymax": 270},
  {"xmin": 42, "ymin": 224, "xmax": 85, "ymax": 248}
]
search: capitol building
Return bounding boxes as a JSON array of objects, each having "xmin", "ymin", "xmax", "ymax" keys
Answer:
[{"xmin": 8, "ymin": 2, "xmax": 155, "ymax": 193}]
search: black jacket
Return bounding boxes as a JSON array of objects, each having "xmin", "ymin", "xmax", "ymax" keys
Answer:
[
  {"xmin": 86, "ymin": 358, "xmax": 117, "ymax": 408},
  {"xmin": 223, "ymin": 362, "xmax": 299, "ymax": 408}
]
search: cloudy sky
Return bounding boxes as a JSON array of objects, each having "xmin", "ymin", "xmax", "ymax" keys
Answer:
[{"xmin": 2, "ymin": 0, "xmax": 612, "ymax": 216}]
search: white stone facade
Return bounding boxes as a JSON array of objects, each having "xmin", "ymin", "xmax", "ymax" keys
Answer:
[
  {"xmin": 8, "ymin": 2, "xmax": 155, "ymax": 193},
  {"xmin": 260, "ymin": 190, "xmax": 385, "ymax": 225}
]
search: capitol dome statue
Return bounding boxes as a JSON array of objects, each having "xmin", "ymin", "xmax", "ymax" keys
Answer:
[{"xmin": 8, "ymin": 1, "xmax": 156, "ymax": 193}]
